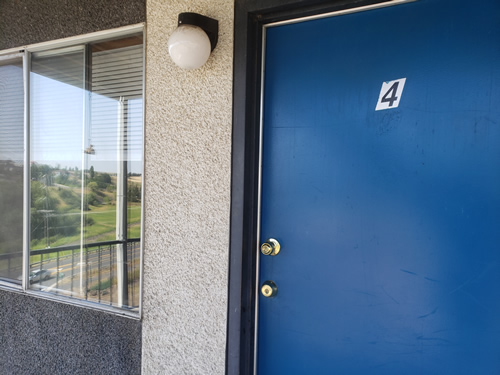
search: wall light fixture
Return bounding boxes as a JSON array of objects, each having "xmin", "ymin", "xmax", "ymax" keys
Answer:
[{"xmin": 167, "ymin": 12, "xmax": 219, "ymax": 70}]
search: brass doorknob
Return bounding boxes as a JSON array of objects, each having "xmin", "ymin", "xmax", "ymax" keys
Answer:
[
  {"xmin": 260, "ymin": 238, "xmax": 281, "ymax": 256},
  {"xmin": 261, "ymin": 280, "xmax": 278, "ymax": 298}
]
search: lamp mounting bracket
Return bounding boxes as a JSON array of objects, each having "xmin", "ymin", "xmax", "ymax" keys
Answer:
[{"xmin": 178, "ymin": 13, "xmax": 219, "ymax": 51}]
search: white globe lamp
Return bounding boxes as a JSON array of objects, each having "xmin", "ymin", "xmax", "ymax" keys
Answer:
[{"xmin": 168, "ymin": 13, "xmax": 219, "ymax": 70}]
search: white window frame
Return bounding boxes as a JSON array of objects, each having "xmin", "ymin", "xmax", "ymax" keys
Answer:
[{"xmin": 0, "ymin": 23, "xmax": 145, "ymax": 319}]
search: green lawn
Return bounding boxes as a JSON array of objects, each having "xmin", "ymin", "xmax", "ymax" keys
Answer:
[{"xmin": 30, "ymin": 203, "xmax": 141, "ymax": 250}]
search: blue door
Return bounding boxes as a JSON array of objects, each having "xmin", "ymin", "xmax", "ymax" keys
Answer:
[{"xmin": 258, "ymin": 1, "xmax": 500, "ymax": 374}]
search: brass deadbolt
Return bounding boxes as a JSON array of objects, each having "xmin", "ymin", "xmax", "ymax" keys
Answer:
[
  {"xmin": 260, "ymin": 238, "xmax": 281, "ymax": 256},
  {"xmin": 261, "ymin": 280, "xmax": 278, "ymax": 298}
]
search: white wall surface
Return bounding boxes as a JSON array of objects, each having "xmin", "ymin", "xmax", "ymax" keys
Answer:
[{"xmin": 143, "ymin": 1, "xmax": 233, "ymax": 373}]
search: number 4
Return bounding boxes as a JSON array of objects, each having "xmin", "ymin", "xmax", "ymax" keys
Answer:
[
  {"xmin": 376, "ymin": 78, "xmax": 406, "ymax": 111},
  {"xmin": 381, "ymin": 81, "xmax": 399, "ymax": 107}
]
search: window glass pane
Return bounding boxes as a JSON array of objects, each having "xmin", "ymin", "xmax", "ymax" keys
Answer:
[
  {"xmin": 0, "ymin": 58, "xmax": 24, "ymax": 283},
  {"xmin": 30, "ymin": 47, "xmax": 85, "ymax": 294},
  {"xmin": 85, "ymin": 37, "xmax": 143, "ymax": 308},
  {"xmin": 29, "ymin": 35, "xmax": 143, "ymax": 311}
]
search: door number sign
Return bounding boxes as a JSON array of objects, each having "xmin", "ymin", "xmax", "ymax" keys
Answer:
[{"xmin": 375, "ymin": 78, "xmax": 406, "ymax": 111}]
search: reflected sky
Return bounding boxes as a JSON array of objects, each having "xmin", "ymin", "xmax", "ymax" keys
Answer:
[{"xmin": 30, "ymin": 45, "xmax": 143, "ymax": 174}]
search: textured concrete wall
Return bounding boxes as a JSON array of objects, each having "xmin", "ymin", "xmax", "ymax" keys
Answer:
[
  {"xmin": 0, "ymin": 0, "xmax": 145, "ymax": 50},
  {"xmin": 142, "ymin": 0, "xmax": 233, "ymax": 373},
  {"xmin": 0, "ymin": 289, "xmax": 142, "ymax": 374}
]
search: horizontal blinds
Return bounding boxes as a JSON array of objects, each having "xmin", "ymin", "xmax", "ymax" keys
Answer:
[
  {"xmin": 0, "ymin": 59, "xmax": 24, "ymax": 281},
  {"xmin": 0, "ymin": 61, "xmax": 24, "ymax": 163},
  {"xmin": 30, "ymin": 50, "xmax": 85, "ymax": 163},
  {"xmin": 29, "ymin": 40, "xmax": 143, "ymax": 165},
  {"xmin": 90, "ymin": 44, "xmax": 143, "ymax": 160}
]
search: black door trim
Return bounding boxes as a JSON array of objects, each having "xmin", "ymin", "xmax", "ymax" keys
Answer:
[{"xmin": 227, "ymin": 1, "xmax": 394, "ymax": 373}]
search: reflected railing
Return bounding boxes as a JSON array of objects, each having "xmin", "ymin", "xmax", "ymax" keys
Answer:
[
  {"xmin": 0, "ymin": 252, "xmax": 23, "ymax": 284},
  {"xmin": 29, "ymin": 238, "xmax": 140, "ymax": 310}
]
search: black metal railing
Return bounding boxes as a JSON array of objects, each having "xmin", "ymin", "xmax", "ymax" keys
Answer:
[{"xmin": 29, "ymin": 238, "xmax": 140, "ymax": 309}]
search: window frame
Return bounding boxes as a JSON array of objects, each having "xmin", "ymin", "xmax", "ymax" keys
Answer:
[{"xmin": 0, "ymin": 23, "xmax": 145, "ymax": 318}]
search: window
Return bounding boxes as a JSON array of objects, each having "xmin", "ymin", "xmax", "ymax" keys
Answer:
[{"xmin": 0, "ymin": 29, "xmax": 144, "ymax": 314}]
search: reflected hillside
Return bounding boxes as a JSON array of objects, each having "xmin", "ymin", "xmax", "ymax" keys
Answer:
[{"xmin": 30, "ymin": 163, "xmax": 141, "ymax": 251}]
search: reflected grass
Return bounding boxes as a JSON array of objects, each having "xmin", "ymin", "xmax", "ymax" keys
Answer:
[{"xmin": 30, "ymin": 203, "xmax": 141, "ymax": 263}]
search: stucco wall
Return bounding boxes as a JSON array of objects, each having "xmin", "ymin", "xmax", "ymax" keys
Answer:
[
  {"xmin": 0, "ymin": 289, "xmax": 142, "ymax": 374},
  {"xmin": 0, "ymin": 0, "xmax": 145, "ymax": 50},
  {"xmin": 143, "ymin": 1, "xmax": 233, "ymax": 373}
]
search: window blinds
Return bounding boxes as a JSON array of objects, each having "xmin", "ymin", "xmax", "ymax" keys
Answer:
[
  {"xmin": 90, "ymin": 44, "xmax": 143, "ymax": 161},
  {"xmin": 0, "ymin": 61, "xmax": 24, "ymax": 163}
]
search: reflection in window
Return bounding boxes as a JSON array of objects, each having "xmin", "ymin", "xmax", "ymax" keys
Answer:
[
  {"xmin": 29, "ymin": 35, "xmax": 143, "ymax": 311},
  {"xmin": 0, "ymin": 58, "xmax": 24, "ymax": 283}
]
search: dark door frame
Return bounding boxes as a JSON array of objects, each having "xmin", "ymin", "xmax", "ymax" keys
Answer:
[{"xmin": 227, "ymin": 1, "xmax": 396, "ymax": 373}]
